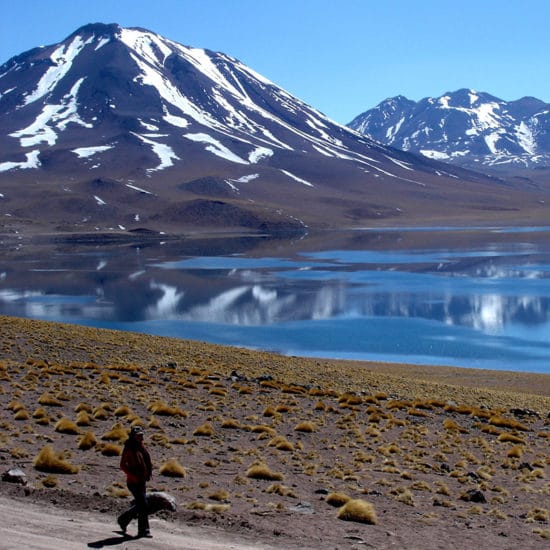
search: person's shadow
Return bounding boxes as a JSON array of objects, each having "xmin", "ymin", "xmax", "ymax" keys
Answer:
[{"xmin": 87, "ymin": 530, "xmax": 133, "ymax": 548}]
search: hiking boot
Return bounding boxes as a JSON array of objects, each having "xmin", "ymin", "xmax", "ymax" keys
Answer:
[
  {"xmin": 138, "ymin": 530, "xmax": 152, "ymax": 538},
  {"xmin": 117, "ymin": 516, "xmax": 129, "ymax": 534}
]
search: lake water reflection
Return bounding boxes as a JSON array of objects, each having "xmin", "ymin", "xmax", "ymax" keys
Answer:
[{"xmin": 1, "ymin": 228, "xmax": 550, "ymax": 373}]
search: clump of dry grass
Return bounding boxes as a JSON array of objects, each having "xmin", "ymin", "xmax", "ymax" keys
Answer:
[
  {"xmin": 294, "ymin": 421, "xmax": 316, "ymax": 433},
  {"xmin": 159, "ymin": 458, "xmax": 186, "ymax": 478},
  {"xmin": 77, "ymin": 431, "xmax": 97, "ymax": 451},
  {"xmin": 489, "ymin": 415, "xmax": 529, "ymax": 432},
  {"xmin": 187, "ymin": 502, "xmax": 231, "ymax": 513},
  {"xmin": 220, "ymin": 418, "xmax": 241, "ymax": 429},
  {"xmin": 208, "ymin": 489, "xmax": 229, "ymax": 501},
  {"xmin": 92, "ymin": 407, "xmax": 110, "ymax": 420},
  {"xmin": 268, "ymin": 435, "xmax": 294, "ymax": 451},
  {"xmin": 34, "ymin": 444, "xmax": 79, "ymax": 474},
  {"xmin": 326, "ymin": 492, "xmax": 351, "ymax": 507},
  {"xmin": 114, "ymin": 405, "xmax": 132, "ymax": 417},
  {"xmin": 14, "ymin": 409, "xmax": 30, "ymax": 421},
  {"xmin": 98, "ymin": 443, "xmax": 122, "ymax": 456},
  {"xmin": 54, "ymin": 418, "xmax": 80, "ymax": 435},
  {"xmin": 193, "ymin": 422, "xmax": 214, "ymax": 437},
  {"xmin": 148, "ymin": 400, "xmax": 187, "ymax": 417},
  {"xmin": 101, "ymin": 422, "xmax": 128, "ymax": 442},
  {"xmin": 527, "ymin": 508, "xmax": 549, "ymax": 523},
  {"xmin": 265, "ymin": 483, "xmax": 297, "ymax": 498},
  {"xmin": 75, "ymin": 410, "xmax": 92, "ymax": 426},
  {"xmin": 507, "ymin": 445, "xmax": 524, "ymax": 459},
  {"xmin": 443, "ymin": 418, "xmax": 468, "ymax": 433},
  {"xmin": 105, "ymin": 481, "xmax": 130, "ymax": 498},
  {"xmin": 38, "ymin": 393, "xmax": 63, "ymax": 407},
  {"xmin": 40, "ymin": 474, "xmax": 59, "ymax": 488},
  {"xmin": 497, "ymin": 433, "xmax": 525, "ymax": 444},
  {"xmin": 246, "ymin": 462, "xmax": 284, "ymax": 481},
  {"xmin": 337, "ymin": 499, "xmax": 377, "ymax": 524}
]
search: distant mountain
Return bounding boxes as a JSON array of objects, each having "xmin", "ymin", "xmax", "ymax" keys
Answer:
[
  {"xmin": 0, "ymin": 27, "xmax": 547, "ymax": 234},
  {"xmin": 348, "ymin": 89, "xmax": 550, "ymax": 171}
]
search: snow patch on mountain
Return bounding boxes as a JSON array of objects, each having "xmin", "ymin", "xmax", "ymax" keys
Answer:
[
  {"xmin": 72, "ymin": 145, "xmax": 113, "ymax": 158},
  {"xmin": 280, "ymin": 170, "xmax": 313, "ymax": 187},
  {"xmin": 11, "ymin": 78, "xmax": 91, "ymax": 147},
  {"xmin": 133, "ymin": 133, "xmax": 180, "ymax": 171},
  {"xmin": 0, "ymin": 150, "xmax": 41, "ymax": 172},
  {"xmin": 23, "ymin": 35, "xmax": 93, "ymax": 106},
  {"xmin": 184, "ymin": 132, "xmax": 248, "ymax": 164},
  {"xmin": 248, "ymin": 147, "xmax": 273, "ymax": 163}
]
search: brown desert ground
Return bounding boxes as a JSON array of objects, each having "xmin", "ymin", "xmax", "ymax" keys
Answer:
[{"xmin": 0, "ymin": 315, "xmax": 548, "ymax": 549}]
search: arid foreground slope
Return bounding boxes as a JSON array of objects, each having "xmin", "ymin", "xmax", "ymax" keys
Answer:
[{"xmin": 0, "ymin": 316, "xmax": 548, "ymax": 549}]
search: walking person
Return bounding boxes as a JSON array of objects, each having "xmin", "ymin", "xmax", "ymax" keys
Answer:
[{"xmin": 117, "ymin": 425, "xmax": 153, "ymax": 538}]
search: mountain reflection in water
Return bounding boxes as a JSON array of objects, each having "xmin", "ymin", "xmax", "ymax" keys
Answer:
[{"xmin": 1, "ymin": 228, "xmax": 550, "ymax": 372}]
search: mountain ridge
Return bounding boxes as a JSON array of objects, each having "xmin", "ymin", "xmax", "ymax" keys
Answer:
[
  {"xmin": 1, "ymin": 25, "xmax": 548, "ymax": 235},
  {"xmin": 348, "ymin": 89, "xmax": 550, "ymax": 171}
]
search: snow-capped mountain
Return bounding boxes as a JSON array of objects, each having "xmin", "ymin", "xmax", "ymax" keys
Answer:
[
  {"xmin": 348, "ymin": 89, "xmax": 550, "ymax": 171},
  {"xmin": 0, "ymin": 26, "xmax": 545, "ymax": 233}
]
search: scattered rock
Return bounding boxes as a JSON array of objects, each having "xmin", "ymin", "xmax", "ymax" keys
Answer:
[
  {"xmin": 460, "ymin": 489, "xmax": 486, "ymax": 503},
  {"xmin": 146, "ymin": 491, "xmax": 177, "ymax": 513},
  {"xmin": 289, "ymin": 502, "xmax": 314, "ymax": 514},
  {"xmin": 510, "ymin": 408, "xmax": 540, "ymax": 418},
  {"xmin": 2, "ymin": 467, "xmax": 27, "ymax": 485}
]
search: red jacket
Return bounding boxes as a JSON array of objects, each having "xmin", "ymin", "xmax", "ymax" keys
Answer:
[{"xmin": 120, "ymin": 440, "xmax": 152, "ymax": 484}]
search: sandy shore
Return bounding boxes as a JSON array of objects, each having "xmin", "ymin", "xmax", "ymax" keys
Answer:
[{"xmin": 0, "ymin": 315, "xmax": 548, "ymax": 548}]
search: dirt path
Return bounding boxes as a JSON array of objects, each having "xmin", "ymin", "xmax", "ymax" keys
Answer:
[{"xmin": 0, "ymin": 496, "xmax": 281, "ymax": 550}]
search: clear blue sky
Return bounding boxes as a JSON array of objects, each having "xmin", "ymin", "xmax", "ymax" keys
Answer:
[{"xmin": 1, "ymin": 0, "xmax": 548, "ymax": 124}]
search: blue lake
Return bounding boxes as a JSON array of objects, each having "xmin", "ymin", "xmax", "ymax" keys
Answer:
[{"xmin": 1, "ymin": 227, "xmax": 550, "ymax": 373}]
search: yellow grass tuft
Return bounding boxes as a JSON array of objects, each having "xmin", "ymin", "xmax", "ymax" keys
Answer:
[
  {"xmin": 294, "ymin": 421, "xmax": 316, "ymax": 433},
  {"xmin": 98, "ymin": 443, "xmax": 122, "ymax": 456},
  {"xmin": 40, "ymin": 474, "xmax": 59, "ymax": 488},
  {"xmin": 38, "ymin": 393, "xmax": 63, "ymax": 407},
  {"xmin": 337, "ymin": 499, "xmax": 377, "ymax": 524},
  {"xmin": 114, "ymin": 405, "xmax": 132, "ymax": 417},
  {"xmin": 7, "ymin": 400, "xmax": 25, "ymax": 412},
  {"xmin": 527, "ymin": 508, "xmax": 549, "ymax": 523},
  {"xmin": 443, "ymin": 418, "xmax": 468, "ymax": 433},
  {"xmin": 193, "ymin": 422, "xmax": 215, "ymax": 437},
  {"xmin": 14, "ymin": 409, "xmax": 30, "ymax": 421},
  {"xmin": 268, "ymin": 435, "xmax": 295, "ymax": 451},
  {"xmin": 265, "ymin": 483, "xmax": 296, "ymax": 497},
  {"xmin": 75, "ymin": 410, "xmax": 92, "ymax": 426},
  {"xmin": 507, "ymin": 445, "xmax": 524, "ymax": 459},
  {"xmin": 101, "ymin": 422, "xmax": 128, "ymax": 442},
  {"xmin": 54, "ymin": 418, "xmax": 80, "ymax": 435},
  {"xmin": 77, "ymin": 431, "xmax": 97, "ymax": 450},
  {"xmin": 105, "ymin": 482, "xmax": 131, "ymax": 498},
  {"xmin": 220, "ymin": 418, "xmax": 241, "ymax": 429},
  {"xmin": 497, "ymin": 433, "xmax": 525, "ymax": 444},
  {"xmin": 187, "ymin": 502, "xmax": 231, "ymax": 513},
  {"xmin": 92, "ymin": 407, "xmax": 110, "ymax": 420},
  {"xmin": 326, "ymin": 492, "xmax": 351, "ymax": 507},
  {"xmin": 208, "ymin": 489, "xmax": 229, "ymax": 501},
  {"xmin": 148, "ymin": 400, "xmax": 187, "ymax": 417},
  {"xmin": 246, "ymin": 462, "xmax": 284, "ymax": 481},
  {"xmin": 489, "ymin": 415, "xmax": 529, "ymax": 432},
  {"xmin": 34, "ymin": 444, "xmax": 79, "ymax": 474},
  {"xmin": 159, "ymin": 458, "xmax": 186, "ymax": 478}
]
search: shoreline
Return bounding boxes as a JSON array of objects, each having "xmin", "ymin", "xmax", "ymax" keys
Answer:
[{"xmin": 1, "ymin": 314, "xmax": 549, "ymax": 403}]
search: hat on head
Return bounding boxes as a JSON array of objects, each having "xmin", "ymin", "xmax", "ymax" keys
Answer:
[{"xmin": 130, "ymin": 425, "xmax": 144, "ymax": 437}]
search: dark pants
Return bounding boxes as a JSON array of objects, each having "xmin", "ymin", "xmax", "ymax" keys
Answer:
[{"xmin": 118, "ymin": 482, "xmax": 150, "ymax": 535}]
